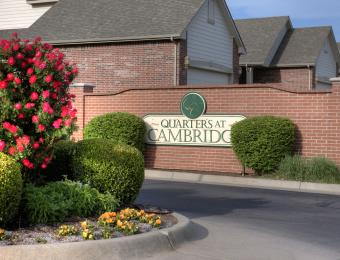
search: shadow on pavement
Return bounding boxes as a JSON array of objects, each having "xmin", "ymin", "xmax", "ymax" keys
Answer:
[{"xmin": 137, "ymin": 183, "xmax": 268, "ymax": 218}]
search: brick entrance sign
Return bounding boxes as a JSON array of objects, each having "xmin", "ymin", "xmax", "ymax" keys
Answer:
[{"xmin": 71, "ymin": 78, "xmax": 340, "ymax": 174}]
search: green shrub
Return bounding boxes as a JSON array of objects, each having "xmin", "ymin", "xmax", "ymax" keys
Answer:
[
  {"xmin": 71, "ymin": 139, "xmax": 144, "ymax": 205},
  {"xmin": 23, "ymin": 180, "xmax": 119, "ymax": 225},
  {"xmin": 83, "ymin": 112, "xmax": 146, "ymax": 152},
  {"xmin": 276, "ymin": 156, "xmax": 340, "ymax": 184},
  {"xmin": 44, "ymin": 140, "xmax": 77, "ymax": 182},
  {"xmin": 0, "ymin": 153, "xmax": 23, "ymax": 227},
  {"xmin": 231, "ymin": 116, "xmax": 295, "ymax": 174}
]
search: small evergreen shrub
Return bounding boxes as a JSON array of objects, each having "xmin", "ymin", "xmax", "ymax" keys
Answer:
[
  {"xmin": 83, "ymin": 112, "xmax": 146, "ymax": 152},
  {"xmin": 231, "ymin": 116, "xmax": 295, "ymax": 174},
  {"xmin": 71, "ymin": 139, "xmax": 144, "ymax": 205},
  {"xmin": 0, "ymin": 153, "xmax": 23, "ymax": 227},
  {"xmin": 23, "ymin": 180, "xmax": 119, "ymax": 225},
  {"xmin": 44, "ymin": 140, "xmax": 76, "ymax": 181}
]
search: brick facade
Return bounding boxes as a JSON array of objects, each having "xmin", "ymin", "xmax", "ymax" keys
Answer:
[
  {"xmin": 62, "ymin": 40, "xmax": 182, "ymax": 94},
  {"xmin": 253, "ymin": 67, "xmax": 315, "ymax": 90},
  {"xmin": 71, "ymin": 81, "xmax": 340, "ymax": 175}
]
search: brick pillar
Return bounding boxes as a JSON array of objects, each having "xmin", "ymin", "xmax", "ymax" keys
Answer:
[
  {"xmin": 330, "ymin": 78, "xmax": 340, "ymax": 165},
  {"xmin": 70, "ymin": 83, "xmax": 95, "ymax": 140}
]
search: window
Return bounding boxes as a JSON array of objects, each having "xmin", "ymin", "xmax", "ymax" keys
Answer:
[{"xmin": 208, "ymin": 0, "xmax": 215, "ymax": 25}]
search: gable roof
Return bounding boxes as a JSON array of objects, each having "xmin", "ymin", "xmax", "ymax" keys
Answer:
[
  {"xmin": 0, "ymin": 0, "xmax": 244, "ymax": 50},
  {"xmin": 235, "ymin": 16, "xmax": 292, "ymax": 66},
  {"xmin": 272, "ymin": 26, "xmax": 340, "ymax": 67}
]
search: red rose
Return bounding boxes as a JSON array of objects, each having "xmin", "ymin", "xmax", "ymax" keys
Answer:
[
  {"xmin": 38, "ymin": 124, "xmax": 45, "ymax": 132},
  {"xmin": 13, "ymin": 43, "xmax": 20, "ymax": 51},
  {"xmin": 0, "ymin": 140, "xmax": 6, "ymax": 152},
  {"xmin": 64, "ymin": 119, "xmax": 72, "ymax": 127},
  {"xmin": 14, "ymin": 103, "xmax": 22, "ymax": 110},
  {"xmin": 30, "ymin": 92, "xmax": 39, "ymax": 101},
  {"xmin": 14, "ymin": 77, "xmax": 22, "ymax": 85},
  {"xmin": 16, "ymin": 53, "xmax": 24, "ymax": 60},
  {"xmin": 25, "ymin": 103, "xmax": 35, "ymax": 109},
  {"xmin": 42, "ymin": 90, "xmax": 50, "ymax": 99},
  {"xmin": 45, "ymin": 74, "xmax": 53, "ymax": 83},
  {"xmin": 27, "ymin": 68, "xmax": 34, "ymax": 75},
  {"xmin": 8, "ymin": 56, "xmax": 15, "ymax": 66},
  {"xmin": 3, "ymin": 122, "xmax": 11, "ymax": 129},
  {"xmin": 33, "ymin": 142, "xmax": 40, "ymax": 149},
  {"xmin": 29, "ymin": 75, "xmax": 37, "ymax": 85},
  {"xmin": 18, "ymin": 114, "xmax": 25, "ymax": 119},
  {"xmin": 41, "ymin": 163, "xmax": 47, "ymax": 169},
  {"xmin": 7, "ymin": 73, "xmax": 15, "ymax": 81},
  {"xmin": 32, "ymin": 115, "xmax": 39, "ymax": 123},
  {"xmin": 52, "ymin": 119, "xmax": 62, "ymax": 129},
  {"xmin": 8, "ymin": 125, "xmax": 18, "ymax": 134},
  {"xmin": 0, "ymin": 81, "xmax": 8, "ymax": 89},
  {"xmin": 8, "ymin": 146, "xmax": 17, "ymax": 155},
  {"xmin": 39, "ymin": 62, "xmax": 47, "ymax": 70}
]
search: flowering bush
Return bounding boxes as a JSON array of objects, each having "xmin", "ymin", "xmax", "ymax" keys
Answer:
[{"xmin": 0, "ymin": 33, "xmax": 78, "ymax": 172}]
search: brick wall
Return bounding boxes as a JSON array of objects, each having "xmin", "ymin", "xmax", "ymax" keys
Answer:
[
  {"xmin": 253, "ymin": 67, "xmax": 315, "ymax": 90},
  {"xmin": 62, "ymin": 40, "xmax": 183, "ymax": 94},
  {"xmin": 71, "ymin": 81, "xmax": 340, "ymax": 175}
]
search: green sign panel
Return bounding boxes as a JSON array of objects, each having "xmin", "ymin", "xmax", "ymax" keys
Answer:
[{"xmin": 180, "ymin": 92, "xmax": 206, "ymax": 119}]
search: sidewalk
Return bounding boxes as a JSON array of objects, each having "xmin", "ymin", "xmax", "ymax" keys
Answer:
[{"xmin": 145, "ymin": 169, "xmax": 340, "ymax": 196}]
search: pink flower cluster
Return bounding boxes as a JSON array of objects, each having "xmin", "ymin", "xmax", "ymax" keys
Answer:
[{"xmin": 0, "ymin": 33, "xmax": 78, "ymax": 171}]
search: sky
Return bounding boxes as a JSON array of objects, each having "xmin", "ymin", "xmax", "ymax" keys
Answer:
[{"xmin": 226, "ymin": 0, "xmax": 340, "ymax": 42}]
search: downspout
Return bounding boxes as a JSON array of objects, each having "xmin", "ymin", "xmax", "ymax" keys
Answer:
[
  {"xmin": 171, "ymin": 36, "xmax": 178, "ymax": 86},
  {"xmin": 308, "ymin": 65, "xmax": 312, "ymax": 90}
]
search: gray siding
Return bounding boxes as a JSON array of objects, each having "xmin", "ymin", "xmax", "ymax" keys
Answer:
[
  {"xmin": 316, "ymin": 38, "xmax": 337, "ymax": 89},
  {"xmin": 0, "ymin": 0, "xmax": 52, "ymax": 30},
  {"xmin": 188, "ymin": 68, "xmax": 231, "ymax": 84},
  {"xmin": 186, "ymin": 0, "xmax": 234, "ymax": 84}
]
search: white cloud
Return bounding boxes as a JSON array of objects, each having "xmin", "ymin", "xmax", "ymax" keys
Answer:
[{"xmin": 226, "ymin": 0, "xmax": 340, "ymax": 19}]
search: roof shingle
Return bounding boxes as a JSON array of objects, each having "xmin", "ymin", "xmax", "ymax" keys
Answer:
[
  {"xmin": 27, "ymin": 0, "xmax": 205, "ymax": 43},
  {"xmin": 235, "ymin": 16, "xmax": 291, "ymax": 66},
  {"xmin": 272, "ymin": 27, "xmax": 332, "ymax": 66}
]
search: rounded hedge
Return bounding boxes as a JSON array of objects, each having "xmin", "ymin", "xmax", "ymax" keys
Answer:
[
  {"xmin": 83, "ymin": 112, "xmax": 146, "ymax": 152},
  {"xmin": 44, "ymin": 140, "xmax": 77, "ymax": 182},
  {"xmin": 0, "ymin": 153, "xmax": 23, "ymax": 227},
  {"xmin": 71, "ymin": 139, "xmax": 144, "ymax": 205},
  {"xmin": 231, "ymin": 116, "xmax": 295, "ymax": 174}
]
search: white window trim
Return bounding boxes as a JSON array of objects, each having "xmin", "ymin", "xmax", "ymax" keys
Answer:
[{"xmin": 27, "ymin": 0, "xmax": 58, "ymax": 5}]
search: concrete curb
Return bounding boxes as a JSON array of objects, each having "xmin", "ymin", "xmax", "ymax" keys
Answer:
[
  {"xmin": 146, "ymin": 169, "xmax": 340, "ymax": 196},
  {"xmin": 0, "ymin": 213, "xmax": 191, "ymax": 260}
]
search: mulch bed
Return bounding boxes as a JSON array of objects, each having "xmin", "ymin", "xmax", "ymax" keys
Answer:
[{"xmin": 0, "ymin": 206, "xmax": 176, "ymax": 247}]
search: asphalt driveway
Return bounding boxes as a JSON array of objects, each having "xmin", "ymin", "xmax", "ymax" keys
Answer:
[{"xmin": 137, "ymin": 179, "xmax": 340, "ymax": 260}]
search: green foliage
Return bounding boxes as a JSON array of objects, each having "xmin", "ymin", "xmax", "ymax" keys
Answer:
[
  {"xmin": 231, "ymin": 116, "xmax": 295, "ymax": 174},
  {"xmin": 83, "ymin": 112, "xmax": 146, "ymax": 152},
  {"xmin": 44, "ymin": 140, "xmax": 76, "ymax": 182},
  {"xmin": 22, "ymin": 180, "xmax": 119, "ymax": 225},
  {"xmin": 276, "ymin": 155, "xmax": 340, "ymax": 184},
  {"xmin": 0, "ymin": 153, "xmax": 23, "ymax": 227},
  {"xmin": 71, "ymin": 139, "xmax": 144, "ymax": 205}
]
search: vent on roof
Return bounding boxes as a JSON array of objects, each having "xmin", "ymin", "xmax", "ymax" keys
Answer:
[{"xmin": 27, "ymin": 0, "xmax": 58, "ymax": 5}]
